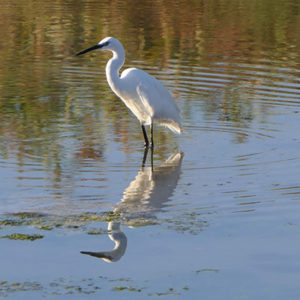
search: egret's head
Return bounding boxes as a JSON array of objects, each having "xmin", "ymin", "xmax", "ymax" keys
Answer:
[{"xmin": 76, "ymin": 37, "xmax": 123, "ymax": 56}]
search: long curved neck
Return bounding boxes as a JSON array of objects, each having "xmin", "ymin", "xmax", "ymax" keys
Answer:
[{"xmin": 106, "ymin": 48, "xmax": 125, "ymax": 97}]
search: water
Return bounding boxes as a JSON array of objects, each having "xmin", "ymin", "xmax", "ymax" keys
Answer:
[{"xmin": 0, "ymin": 0, "xmax": 300, "ymax": 299}]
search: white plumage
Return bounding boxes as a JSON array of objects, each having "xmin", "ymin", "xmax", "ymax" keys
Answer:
[{"xmin": 77, "ymin": 37, "xmax": 182, "ymax": 147}]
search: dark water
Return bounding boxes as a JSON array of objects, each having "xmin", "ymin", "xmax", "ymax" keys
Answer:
[{"xmin": 0, "ymin": 0, "xmax": 300, "ymax": 299}]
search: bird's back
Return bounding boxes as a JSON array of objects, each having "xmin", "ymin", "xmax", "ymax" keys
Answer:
[{"xmin": 119, "ymin": 68, "xmax": 182, "ymax": 133}]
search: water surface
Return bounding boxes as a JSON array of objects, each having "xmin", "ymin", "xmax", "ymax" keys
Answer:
[{"xmin": 0, "ymin": 0, "xmax": 300, "ymax": 299}]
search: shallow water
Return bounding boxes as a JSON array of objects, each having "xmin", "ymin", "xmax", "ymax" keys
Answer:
[{"xmin": 0, "ymin": 0, "xmax": 300, "ymax": 299}]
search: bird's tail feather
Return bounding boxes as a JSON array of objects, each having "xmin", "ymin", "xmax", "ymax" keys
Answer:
[{"xmin": 161, "ymin": 120, "xmax": 183, "ymax": 134}]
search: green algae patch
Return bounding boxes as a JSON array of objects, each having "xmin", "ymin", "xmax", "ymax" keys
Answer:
[
  {"xmin": 0, "ymin": 219, "xmax": 26, "ymax": 226},
  {"xmin": 75, "ymin": 211, "xmax": 120, "ymax": 223},
  {"xmin": 87, "ymin": 228, "xmax": 107, "ymax": 235},
  {"xmin": 37, "ymin": 225, "xmax": 53, "ymax": 231},
  {"xmin": 125, "ymin": 218, "xmax": 158, "ymax": 227},
  {"xmin": 103, "ymin": 211, "xmax": 121, "ymax": 222},
  {"xmin": 0, "ymin": 280, "xmax": 43, "ymax": 297},
  {"xmin": 0, "ymin": 211, "xmax": 120, "ymax": 233},
  {"xmin": 162, "ymin": 211, "xmax": 208, "ymax": 235},
  {"xmin": 8, "ymin": 212, "xmax": 46, "ymax": 218},
  {"xmin": 113, "ymin": 286, "xmax": 142, "ymax": 292},
  {"xmin": 2, "ymin": 233, "xmax": 44, "ymax": 241}
]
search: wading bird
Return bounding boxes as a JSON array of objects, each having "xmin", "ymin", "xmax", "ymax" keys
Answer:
[{"xmin": 77, "ymin": 37, "xmax": 182, "ymax": 148}]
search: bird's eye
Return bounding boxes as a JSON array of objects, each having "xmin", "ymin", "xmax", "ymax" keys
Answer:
[{"xmin": 103, "ymin": 41, "xmax": 109, "ymax": 46}]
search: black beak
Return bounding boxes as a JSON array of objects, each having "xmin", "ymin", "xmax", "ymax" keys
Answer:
[
  {"xmin": 76, "ymin": 44, "xmax": 102, "ymax": 56},
  {"xmin": 80, "ymin": 251, "xmax": 113, "ymax": 261}
]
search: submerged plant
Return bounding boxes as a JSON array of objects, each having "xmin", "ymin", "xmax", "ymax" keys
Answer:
[{"xmin": 2, "ymin": 233, "xmax": 44, "ymax": 241}]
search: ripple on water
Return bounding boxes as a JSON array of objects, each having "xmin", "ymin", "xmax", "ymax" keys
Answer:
[
  {"xmin": 167, "ymin": 55, "xmax": 300, "ymax": 217},
  {"xmin": 163, "ymin": 58, "xmax": 300, "ymax": 107},
  {"xmin": 1, "ymin": 53, "xmax": 300, "ymax": 218}
]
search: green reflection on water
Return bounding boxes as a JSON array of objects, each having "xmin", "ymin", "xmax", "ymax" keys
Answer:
[{"xmin": 0, "ymin": 0, "xmax": 299, "ymax": 167}]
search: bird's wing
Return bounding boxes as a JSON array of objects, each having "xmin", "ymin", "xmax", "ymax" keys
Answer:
[
  {"xmin": 127, "ymin": 69, "xmax": 182, "ymax": 133},
  {"xmin": 136, "ymin": 81, "xmax": 156, "ymax": 117},
  {"xmin": 136, "ymin": 77, "xmax": 180, "ymax": 120}
]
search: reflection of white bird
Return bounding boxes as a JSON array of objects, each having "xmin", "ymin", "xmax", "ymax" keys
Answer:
[
  {"xmin": 119, "ymin": 152, "xmax": 184, "ymax": 216},
  {"xmin": 81, "ymin": 222, "xmax": 126, "ymax": 263},
  {"xmin": 77, "ymin": 37, "xmax": 182, "ymax": 148},
  {"xmin": 81, "ymin": 152, "xmax": 183, "ymax": 262}
]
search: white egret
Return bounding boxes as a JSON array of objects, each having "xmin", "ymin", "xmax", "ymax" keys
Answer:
[{"xmin": 77, "ymin": 37, "xmax": 182, "ymax": 148}]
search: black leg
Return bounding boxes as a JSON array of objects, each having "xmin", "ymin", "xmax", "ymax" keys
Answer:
[
  {"xmin": 141, "ymin": 146, "xmax": 153, "ymax": 170},
  {"xmin": 142, "ymin": 147, "xmax": 149, "ymax": 168},
  {"xmin": 150, "ymin": 122, "xmax": 154, "ymax": 148},
  {"xmin": 150, "ymin": 146, "xmax": 153, "ymax": 171},
  {"xmin": 142, "ymin": 125, "xmax": 149, "ymax": 148}
]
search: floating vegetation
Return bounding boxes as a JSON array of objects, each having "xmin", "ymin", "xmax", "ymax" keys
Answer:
[
  {"xmin": 103, "ymin": 211, "xmax": 121, "ymax": 222},
  {"xmin": 0, "ymin": 211, "xmax": 120, "ymax": 234},
  {"xmin": 37, "ymin": 225, "xmax": 53, "ymax": 231},
  {"xmin": 162, "ymin": 211, "xmax": 208, "ymax": 235},
  {"xmin": 113, "ymin": 286, "xmax": 142, "ymax": 292},
  {"xmin": 87, "ymin": 228, "xmax": 107, "ymax": 235},
  {"xmin": 125, "ymin": 217, "xmax": 158, "ymax": 228},
  {"xmin": 2, "ymin": 233, "xmax": 44, "ymax": 241},
  {"xmin": 8, "ymin": 212, "xmax": 47, "ymax": 218},
  {"xmin": 0, "ymin": 280, "xmax": 42, "ymax": 297},
  {"xmin": 0, "ymin": 219, "xmax": 26, "ymax": 227},
  {"xmin": 0, "ymin": 278, "xmax": 100, "ymax": 297},
  {"xmin": 0, "ymin": 275, "xmax": 192, "ymax": 298},
  {"xmin": 0, "ymin": 210, "xmax": 208, "ymax": 238}
]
